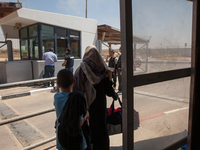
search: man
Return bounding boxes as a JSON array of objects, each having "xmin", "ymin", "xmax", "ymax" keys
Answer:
[
  {"xmin": 106, "ymin": 50, "xmax": 117, "ymax": 89},
  {"xmin": 62, "ymin": 48, "xmax": 74, "ymax": 73},
  {"xmin": 117, "ymin": 47, "xmax": 122, "ymax": 93},
  {"xmin": 42, "ymin": 48, "xmax": 57, "ymax": 87}
]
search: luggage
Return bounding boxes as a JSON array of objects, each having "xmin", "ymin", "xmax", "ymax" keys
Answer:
[{"xmin": 107, "ymin": 97, "xmax": 140, "ymax": 135}]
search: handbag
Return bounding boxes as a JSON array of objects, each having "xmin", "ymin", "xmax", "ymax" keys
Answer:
[{"xmin": 107, "ymin": 97, "xmax": 140, "ymax": 135}]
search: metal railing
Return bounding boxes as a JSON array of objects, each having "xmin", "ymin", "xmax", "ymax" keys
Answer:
[
  {"xmin": 0, "ymin": 77, "xmax": 58, "ymax": 150},
  {"xmin": 0, "ymin": 77, "xmax": 188, "ymax": 150},
  {"xmin": 0, "ymin": 77, "xmax": 57, "ymax": 89}
]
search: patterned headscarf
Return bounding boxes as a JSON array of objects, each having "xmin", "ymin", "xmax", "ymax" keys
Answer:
[{"xmin": 73, "ymin": 45, "xmax": 112, "ymax": 107}]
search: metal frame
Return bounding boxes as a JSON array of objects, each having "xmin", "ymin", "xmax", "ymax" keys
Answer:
[
  {"xmin": 19, "ymin": 23, "xmax": 81, "ymax": 60},
  {"xmin": 120, "ymin": 0, "xmax": 194, "ymax": 150},
  {"xmin": 187, "ymin": 0, "xmax": 200, "ymax": 149},
  {"xmin": 120, "ymin": 0, "xmax": 134, "ymax": 149}
]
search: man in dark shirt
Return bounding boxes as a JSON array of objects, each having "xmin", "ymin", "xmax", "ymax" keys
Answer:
[
  {"xmin": 62, "ymin": 48, "xmax": 74, "ymax": 73},
  {"xmin": 106, "ymin": 50, "xmax": 117, "ymax": 89},
  {"xmin": 117, "ymin": 47, "xmax": 122, "ymax": 93}
]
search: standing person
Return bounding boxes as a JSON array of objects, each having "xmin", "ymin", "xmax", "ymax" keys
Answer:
[
  {"xmin": 117, "ymin": 47, "xmax": 122, "ymax": 93},
  {"xmin": 73, "ymin": 45, "xmax": 118, "ymax": 150},
  {"xmin": 106, "ymin": 50, "xmax": 117, "ymax": 89},
  {"xmin": 42, "ymin": 48, "xmax": 57, "ymax": 88},
  {"xmin": 54, "ymin": 69, "xmax": 90, "ymax": 150},
  {"xmin": 62, "ymin": 48, "xmax": 74, "ymax": 73}
]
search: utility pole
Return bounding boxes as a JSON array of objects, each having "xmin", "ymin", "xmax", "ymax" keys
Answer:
[{"xmin": 86, "ymin": 0, "xmax": 87, "ymax": 18}]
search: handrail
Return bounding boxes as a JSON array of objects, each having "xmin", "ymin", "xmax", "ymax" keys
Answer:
[
  {"xmin": 21, "ymin": 136, "xmax": 56, "ymax": 150},
  {"xmin": 163, "ymin": 136, "xmax": 187, "ymax": 150},
  {"xmin": 0, "ymin": 77, "xmax": 57, "ymax": 89},
  {"xmin": 0, "ymin": 108, "xmax": 55, "ymax": 126}
]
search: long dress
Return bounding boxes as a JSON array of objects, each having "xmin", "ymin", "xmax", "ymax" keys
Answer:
[{"xmin": 89, "ymin": 77, "xmax": 117, "ymax": 150}]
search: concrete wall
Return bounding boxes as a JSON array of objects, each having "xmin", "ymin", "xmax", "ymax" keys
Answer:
[
  {"xmin": 32, "ymin": 59, "xmax": 82, "ymax": 79},
  {"xmin": 0, "ymin": 61, "xmax": 32, "ymax": 84},
  {"xmin": 81, "ymin": 31, "xmax": 97, "ymax": 58}
]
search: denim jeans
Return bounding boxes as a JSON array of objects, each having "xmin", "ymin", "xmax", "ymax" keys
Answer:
[
  {"xmin": 65, "ymin": 67, "xmax": 73, "ymax": 73},
  {"xmin": 44, "ymin": 65, "xmax": 55, "ymax": 87}
]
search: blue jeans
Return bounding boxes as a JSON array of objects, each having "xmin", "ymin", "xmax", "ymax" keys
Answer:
[
  {"xmin": 66, "ymin": 67, "xmax": 73, "ymax": 73},
  {"xmin": 44, "ymin": 65, "xmax": 55, "ymax": 87}
]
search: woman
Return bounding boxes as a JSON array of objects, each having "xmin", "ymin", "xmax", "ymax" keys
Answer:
[{"xmin": 73, "ymin": 45, "xmax": 118, "ymax": 150}]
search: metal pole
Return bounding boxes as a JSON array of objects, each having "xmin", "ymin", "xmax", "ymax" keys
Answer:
[
  {"xmin": 0, "ymin": 108, "xmax": 55, "ymax": 126},
  {"xmin": 86, "ymin": 0, "xmax": 87, "ymax": 18},
  {"xmin": 21, "ymin": 136, "xmax": 56, "ymax": 150},
  {"xmin": 187, "ymin": 0, "xmax": 200, "ymax": 149},
  {"xmin": 120, "ymin": 0, "xmax": 134, "ymax": 149},
  {"xmin": 101, "ymin": 41, "xmax": 121, "ymax": 55},
  {"xmin": 0, "ymin": 77, "xmax": 57, "ymax": 90}
]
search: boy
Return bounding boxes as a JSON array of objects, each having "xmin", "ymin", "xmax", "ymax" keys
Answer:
[{"xmin": 54, "ymin": 69, "xmax": 89, "ymax": 150}]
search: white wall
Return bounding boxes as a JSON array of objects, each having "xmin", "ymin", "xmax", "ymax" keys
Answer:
[
  {"xmin": 0, "ymin": 61, "xmax": 32, "ymax": 83},
  {"xmin": 32, "ymin": 59, "xmax": 82, "ymax": 79},
  {"xmin": 81, "ymin": 31, "xmax": 98, "ymax": 58}
]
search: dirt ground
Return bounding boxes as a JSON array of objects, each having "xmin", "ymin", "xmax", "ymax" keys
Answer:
[
  {"xmin": 0, "ymin": 49, "xmax": 20, "ymax": 61},
  {"xmin": 0, "ymin": 49, "xmax": 191, "ymax": 62}
]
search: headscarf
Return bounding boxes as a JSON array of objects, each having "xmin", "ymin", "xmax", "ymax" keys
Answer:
[{"xmin": 73, "ymin": 45, "xmax": 112, "ymax": 107}]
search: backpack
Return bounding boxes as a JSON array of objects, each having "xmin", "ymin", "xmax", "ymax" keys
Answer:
[{"xmin": 57, "ymin": 91, "xmax": 91, "ymax": 150}]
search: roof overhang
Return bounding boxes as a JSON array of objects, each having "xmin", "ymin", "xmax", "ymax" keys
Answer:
[
  {"xmin": 98, "ymin": 24, "xmax": 149, "ymax": 45},
  {"xmin": 0, "ymin": 8, "xmax": 97, "ymax": 39}
]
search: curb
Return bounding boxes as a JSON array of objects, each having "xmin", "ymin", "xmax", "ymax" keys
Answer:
[{"xmin": 0, "ymin": 87, "xmax": 53, "ymax": 101}]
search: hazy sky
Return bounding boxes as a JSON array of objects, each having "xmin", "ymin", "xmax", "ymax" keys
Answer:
[{"xmin": 0, "ymin": 0, "xmax": 193, "ymax": 49}]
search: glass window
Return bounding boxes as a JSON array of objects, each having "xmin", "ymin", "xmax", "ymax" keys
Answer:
[
  {"xmin": 42, "ymin": 38, "xmax": 55, "ymax": 54},
  {"xmin": 20, "ymin": 40, "xmax": 28, "ymax": 59},
  {"xmin": 30, "ymin": 38, "xmax": 39, "ymax": 59},
  {"xmin": 130, "ymin": 0, "xmax": 192, "ymax": 150},
  {"xmin": 70, "ymin": 39, "xmax": 80, "ymax": 58},
  {"xmin": 41, "ymin": 25, "xmax": 54, "ymax": 36},
  {"xmin": 132, "ymin": 0, "xmax": 192, "ymax": 75},
  {"xmin": 29, "ymin": 24, "xmax": 38, "ymax": 37},
  {"xmin": 20, "ymin": 28, "xmax": 28, "ymax": 39},
  {"xmin": 69, "ymin": 30, "xmax": 79, "ymax": 38},
  {"xmin": 57, "ymin": 28, "xmax": 67, "ymax": 37},
  {"xmin": 57, "ymin": 39, "xmax": 67, "ymax": 59}
]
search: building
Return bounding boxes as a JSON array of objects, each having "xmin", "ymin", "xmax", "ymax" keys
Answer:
[{"xmin": 0, "ymin": 8, "xmax": 97, "ymax": 83}]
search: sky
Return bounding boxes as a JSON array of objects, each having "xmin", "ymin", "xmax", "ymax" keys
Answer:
[{"xmin": 0, "ymin": 0, "xmax": 193, "ymax": 49}]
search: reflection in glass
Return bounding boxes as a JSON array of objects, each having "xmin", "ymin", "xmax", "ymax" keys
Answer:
[
  {"xmin": 42, "ymin": 38, "xmax": 54, "ymax": 54},
  {"xmin": 57, "ymin": 39, "xmax": 67, "ymax": 59},
  {"xmin": 20, "ymin": 28, "xmax": 28, "ymax": 39},
  {"xmin": 70, "ymin": 39, "xmax": 80, "ymax": 58},
  {"xmin": 132, "ymin": 0, "xmax": 192, "ymax": 75},
  {"xmin": 21, "ymin": 40, "xmax": 28, "ymax": 59},
  {"xmin": 30, "ymin": 38, "xmax": 39, "ymax": 59},
  {"xmin": 29, "ymin": 24, "xmax": 38, "ymax": 37},
  {"xmin": 69, "ymin": 30, "xmax": 79, "ymax": 38},
  {"xmin": 41, "ymin": 25, "xmax": 54, "ymax": 36},
  {"xmin": 132, "ymin": 0, "xmax": 192, "ymax": 149},
  {"xmin": 57, "ymin": 28, "xmax": 67, "ymax": 37}
]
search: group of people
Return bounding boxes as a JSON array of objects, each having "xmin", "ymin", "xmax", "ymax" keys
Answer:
[
  {"xmin": 42, "ymin": 48, "xmax": 74, "ymax": 88},
  {"xmin": 43, "ymin": 45, "xmax": 121, "ymax": 150},
  {"xmin": 106, "ymin": 47, "xmax": 122, "ymax": 93}
]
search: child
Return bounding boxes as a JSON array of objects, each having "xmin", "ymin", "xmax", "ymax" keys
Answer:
[{"xmin": 54, "ymin": 69, "xmax": 90, "ymax": 150}]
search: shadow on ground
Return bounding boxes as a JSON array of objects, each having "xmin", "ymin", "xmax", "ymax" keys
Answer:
[{"xmin": 110, "ymin": 130, "xmax": 187, "ymax": 150}]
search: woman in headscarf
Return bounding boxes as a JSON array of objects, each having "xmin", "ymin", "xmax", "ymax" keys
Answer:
[{"xmin": 73, "ymin": 45, "xmax": 118, "ymax": 150}]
